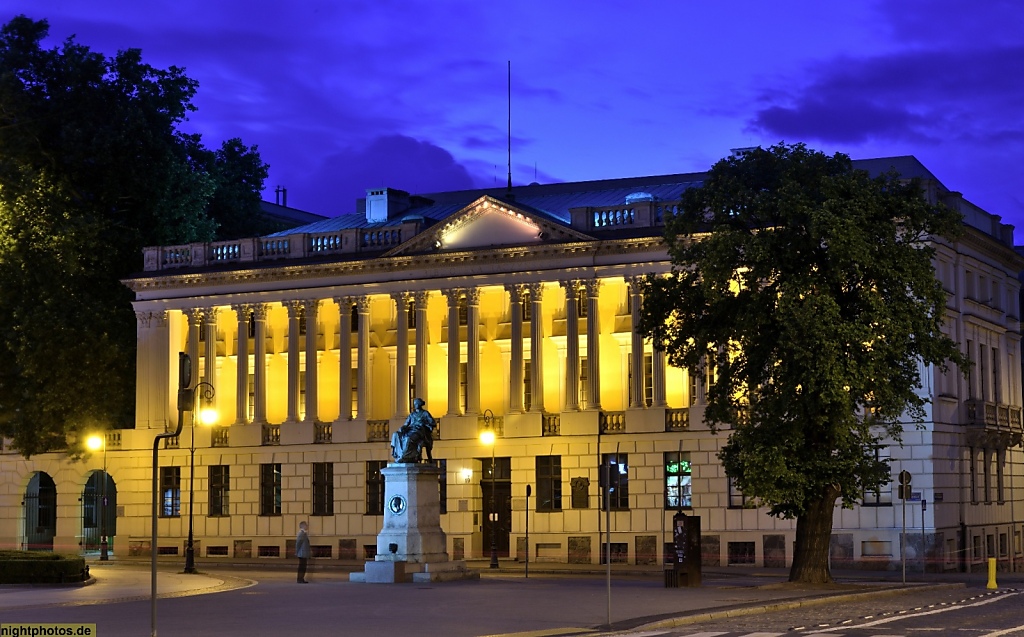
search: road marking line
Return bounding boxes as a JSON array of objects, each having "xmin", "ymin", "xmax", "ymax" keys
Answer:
[{"xmin": 806, "ymin": 591, "xmax": 1021, "ymax": 633}]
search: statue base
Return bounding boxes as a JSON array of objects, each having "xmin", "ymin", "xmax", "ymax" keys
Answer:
[{"xmin": 349, "ymin": 463, "xmax": 478, "ymax": 583}]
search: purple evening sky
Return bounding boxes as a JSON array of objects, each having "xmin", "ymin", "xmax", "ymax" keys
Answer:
[{"xmin": 7, "ymin": 1, "xmax": 1024, "ymax": 239}]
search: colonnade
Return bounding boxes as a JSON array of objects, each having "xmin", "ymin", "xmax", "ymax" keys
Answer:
[{"xmin": 179, "ymin": 276, "xmax": 675, "ymax": 427}]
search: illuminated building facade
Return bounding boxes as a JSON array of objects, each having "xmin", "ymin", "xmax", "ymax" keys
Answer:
[{"xmin": 3, "ymin": 156, "xmax": 1022, "ymax": 571}]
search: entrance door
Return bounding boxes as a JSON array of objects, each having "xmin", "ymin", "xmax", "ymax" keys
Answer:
[
  {"xmin": 481, "ymin": 456, "xmax": 512, "ymax": 558},
  {"xmin": 82, "ymin": 472, "xmax": 117, "ymax": 553},
  {"xmin": 25, "ymin": 472, "xmax": 56, "ymax": 551}
]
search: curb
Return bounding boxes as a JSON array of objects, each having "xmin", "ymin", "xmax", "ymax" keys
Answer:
[{"xmin": 619, "ymin": 582, "xmax": 967, "ymax": 633}]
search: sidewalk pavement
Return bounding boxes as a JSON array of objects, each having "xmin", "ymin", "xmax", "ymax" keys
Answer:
[{"xmin": 0, "ymin": 556, "xmax": 1019, "ymax": 637}]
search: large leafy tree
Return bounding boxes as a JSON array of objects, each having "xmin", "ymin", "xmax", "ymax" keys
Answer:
[
  {"xmin": 0, "ymin": 16, "xmax": 268, "ymax": 455},
  {"xmin": 637, "ymin": 143, "xmax": 966, "ymax": 583}
]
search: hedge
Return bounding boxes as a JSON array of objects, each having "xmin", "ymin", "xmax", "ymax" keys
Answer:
[{"xmin": 0, "ymin": 551, "xmax": 88, "ymax": 584}]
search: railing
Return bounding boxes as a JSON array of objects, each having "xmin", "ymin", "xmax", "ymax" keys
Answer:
[
  {"xmin": 314, "ymin": 422, "xmax": 332, "ymax": 444},
  {"xmin": 361, "ymin": 229, "xmax": 402, "ymax": 249},
  {"xmin": 965, "ymin": 399, "xmax": 1023, "ymax": 430},
  {"xmin": 261, "ymin": 424, "xmax": 280, "ymax": 445},
  {"xmin": 542, "ymin": 414, "xmax": 560, "ymax": 436},
  {"xmin": 599, "ymin": 411, "xmax": 626, "ymax": 433},
  {"xmin": 592, "ymin": 207, "xmax": 635, "ymax": 228},
  {"xmin": 309, "ymin": 233, "xmax": 344, "ymax": 254},
  {"xmin": 367, "ymin": 420, "xmax": 390, "ymax": 442},
  {"xmin": 163, "ymin": 424, "xmax": 179, "ymax": 449},
  {"xmin": 105, "ymin": 431, "xmax": 123, "ymax": 450},
  {"xmin": 211, "ymin": 427, "xmax": 230, "ymax": 447},
  {"xmin": 260, "ymin": 238, "xmax": 290, "ymax": 258},
  {"xmin": 665, "ymin": 408, "xmax": 689, "ymax": 432}
]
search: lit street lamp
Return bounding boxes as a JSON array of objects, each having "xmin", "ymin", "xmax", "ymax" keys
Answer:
[
  {"xmin": 479, "ymin": 409, "xmax": 498, "ymax": 569},
  {"xmin": 85, "ymin": 434, "xmax": 109, "ymax": 561},
  {"xmin": 184, "ymin": 382, "xmax": 218, "ymax": 574}
]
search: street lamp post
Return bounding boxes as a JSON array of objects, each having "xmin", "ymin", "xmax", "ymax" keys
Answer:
[
  {"xmin": 153, "ymin": 352, "xmax": 215, "ymax": 637},
  {"xmin": 85, "ymin": 434, "xmax": 109, "ymax": 561},
  {"xmin": 480, "ymin": 409, "xmax": 498, "ymax": 569},
  {"xmin": 184, "ymin": 382, "xmax": 217, "ymax": 575}
]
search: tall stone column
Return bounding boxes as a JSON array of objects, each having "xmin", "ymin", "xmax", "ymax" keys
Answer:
[
  {"xmin": 528, "ymin": 282, "xmax": 545, "ymax": 413},
  {"xmin": 627, "ymin": 276, "xmax": 645, "ymax": 409},
  {"xmin": 466, "ymin": 287, "xmax": 481, "ymax": 415},
  {"xmin": 285, "ymin": 300, "xmax": 302, "ymax": 423},
  {"xmin": 653, "ymin": 348, "xmax": 668, "ymax": 407},
  {"xmin": 561, "ymin": 280, "xmax": 581, "ymax": 411},
  {"xmin": 585, "ymin": 278, "xmax": 602, "ymax": 410},
  {"xmin": 414, "ymin": 291, "xmax": 430, "ymax": 406},
  {"xmin": 356, "ymin": 296, "xmax": 371, "ymax": 420},
  {"xmin": 393, "ymin": 292, "xmax": 411, "ymax": 418},
  {"xmin": 303, "ymin": 299, "xmax": 321, "ymax": 423},
  {"xmin": 232, "ymin": 304, "xmax": 250, "ymax": 424},
  {"xmin": 334, "ymin": 297, "xmax": 352, "ymax": 422},
  {"xmin": 203, "ymin": 308, "xmax": 218, "ymax": 414},
  {"xmin": 184, "ymin": 308, "xmax": 203, "ymax": 390},
  {"xmin": 252, "ymin": 303, "xmax": 269, "ymax": 424},
  {"xmin": 506, "ymin": 284, "xmax": 525, "ymax": 413},
  {"xmin": 443, "ymin": 288, "xmax": 463, "ymax": 416}
]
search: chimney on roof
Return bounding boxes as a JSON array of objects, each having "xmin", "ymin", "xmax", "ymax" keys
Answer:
[
  {"xmin": 275, "ymin": 186, "xmax": 288, "ymax": 207},
  {"xmin": 365, "ymin": 188, "xmax": 412, "ymax": 223}
]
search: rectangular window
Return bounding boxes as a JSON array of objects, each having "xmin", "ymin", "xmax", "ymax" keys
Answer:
[
  {"xmin": 664, "ymin": 452, "xmax": 692, "ymax": 509},
  {"xmin": 984, "ymin": 449, "xmax": 992, "ymax": 504},
  {"xmin": 728, "ymin": 477, "xmax": 748, "ymax": 508},
  {"xmin": 966, "ymin": 340, "xmax": 974, "ymax": 399},
  {"xmin": 689, "ymin": 370, "xmax": 697, "ymax": 406},
  {"xmin": 432, "ymin": 459, "xmax": 448, "ymax": 515},
  {"xmin": 997, "ymin": 450, "xmax": 1005, "ymax": 503},
  {"xmin": 522, "ymin": 300, "xmax": 531, "ymax": 322},
  {"xmin": 979, "ymin": 344, "xmax": 987, "ymax": 401},
  {"xmin": 259, "ymin": 463, "xmax": 281, "ymax": 516},
  {"xmin": 350, "ymin": 305, "xmax": 359, "ymax": 332},
  {"xmin": 407, "ymin": 302, "xmax": 416, "ymax": 329},
  {"xmin": 247, "ymin": 312, "xmax": 256, "ymax": 338},
  {"xmin": 862, "ymin": 447, "xmax": 892, "ymax": 506},
  {"xmin": 524, "ymin": 360, "xmax": 532, "ymax": 412},
  {"xmin": 298, "ymin": 306, "xmax": 307, "ymax": 335},
  {"xmin": 600, "ymin": 453, "xmax": 629, "ymax": 510},
  {"xmin": 992, "ymin": 347, "xmax": 1000, "ymax": 404},
  {"xmin": 459, "ymin": 362, "xmax": 468, "ymax": 414},
  {"xmin": 408, "ymin": 364, "xmax": 416, "ymax": 412},
  {"xmin": 312, "ymin": 462, "xmax": 334, "ymax": 516},
  {"xmin": 580, "ymin": 357, "xmax": 589, "ymax": 409},
  {"xmin": 160, "ymin": 466, "xmax": 180, "ymax": 517},
  {"xmin": 458, "ymin": 297, "xmax": 468, "ymax": 326},
  {"xmin": 970, "ymin": 447, "xmax": 978, "ymax": 504},
  {"xmin": 536, "ymin": 456, "xmax": 562, "ymax": 512},
  {"xmin": 644, "ymin": 353, "xmax": 654, "ymax": 407},
  {"xmin": 299, "ymin": 370, "xmax": 307, "ymax": 419},
  {"xmin": 208, "ymin": 465, "xmax": 229, "ymax": 517},
  {"xmin": 366, "ymin": 460, "xmax": 387, "ymax": 515},
  {"xmin": 577, "ymin": 294, "xmax": 588, "ymax": 319},
  {"xmin": 350, "ymin": 367, "xmax": 358, "ymax": 419},
  {"xmin": 247, "ymin": 373, "xmax": 255, "ymax": 421}
]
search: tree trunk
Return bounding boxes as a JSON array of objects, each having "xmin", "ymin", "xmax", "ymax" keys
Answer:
[{"xmin": 789, "ymin": 488, "xmax": 840, "ymax": 583}]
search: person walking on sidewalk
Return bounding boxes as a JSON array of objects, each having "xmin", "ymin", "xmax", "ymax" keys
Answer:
[{"xmin": 296, "ymin": 521, "xmax": 311, "ymax": 583}]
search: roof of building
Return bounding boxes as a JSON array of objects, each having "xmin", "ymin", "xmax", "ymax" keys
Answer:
[{"xmin": 269, "ymin": 156, "xmax": 939, "ymax": 237}]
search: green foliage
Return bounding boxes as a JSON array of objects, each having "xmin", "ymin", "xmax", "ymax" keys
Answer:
[
  {"xmin": 638, "ymin": 143, "xmax": 966, "ymax": 521},
  {"xmin": 0, "ymin": 551, "xmax": 87, "ymax": 583},
  {"xmin": 0, "ymin": 16, "xmax": 268, "ymax": 456}
]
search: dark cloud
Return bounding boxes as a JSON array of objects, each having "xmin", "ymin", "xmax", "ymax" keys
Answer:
[
  {"xmin": 289, "ymin": 135, "xmax": 481, "ymax": 215},
  {"xmin": 747, "ymin": 47, "xmax": 1024, "ymax": 146}
]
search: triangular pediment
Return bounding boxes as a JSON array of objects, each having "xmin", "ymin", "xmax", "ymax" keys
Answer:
[{"xmin": 384, "ymin": 196, "xmax": 594, "ymax": 257}]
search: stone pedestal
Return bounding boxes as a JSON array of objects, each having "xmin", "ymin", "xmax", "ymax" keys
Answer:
[{"xmin": 350, "ymin": 463, "xmax": 477, "ymax": 583}]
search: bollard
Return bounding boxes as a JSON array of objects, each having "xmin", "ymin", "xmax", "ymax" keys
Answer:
[{"xmin": 986, "ymin": 557, "xmax": 998, "ymax": 590}]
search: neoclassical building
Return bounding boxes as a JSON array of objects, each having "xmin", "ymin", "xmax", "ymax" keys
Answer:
[{"xmin": 5, "ymin": 154, "xmax": 1023, "ymax": 571}]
